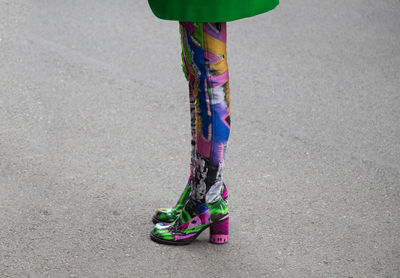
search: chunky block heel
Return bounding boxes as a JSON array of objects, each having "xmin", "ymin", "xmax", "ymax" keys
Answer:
[{"xmin": 209, "ymin": 218, "xmax": 229, "ymax": 244}]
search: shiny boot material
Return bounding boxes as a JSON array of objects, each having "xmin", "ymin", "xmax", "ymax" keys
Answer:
[
  {"xmin": 150, "ymin": 197, "xmax": 229, "ymax": 245},
  {"xmin": 152, "ymin": 180, "xmax": 228, "ymax": 224}
]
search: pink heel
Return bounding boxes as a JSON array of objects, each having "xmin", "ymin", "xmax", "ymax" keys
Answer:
[{"xmin": 209, "ymin": 218, "xmax": 229, "ymax": 244}]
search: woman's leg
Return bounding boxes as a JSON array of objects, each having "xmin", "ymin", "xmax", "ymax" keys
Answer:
[
  {"xmin": 151, "ymin": 22, "xmax": 230, "ymax": 245},
  {"xmin": 180, "ymin": 22, "xmax": 231, "ymax": 204},
  {"xmin": 151, "ymin": 22, "xmax": 229, "ymax": 224}
]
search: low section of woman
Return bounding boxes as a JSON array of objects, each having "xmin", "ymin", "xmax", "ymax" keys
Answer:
[
  {"xmin": 152, "ymin": 22, "xmax": 231, "ymax": 245},
  {"xmin": 148, "ymin": 0, "xmax": 279, "ymax": 245}
]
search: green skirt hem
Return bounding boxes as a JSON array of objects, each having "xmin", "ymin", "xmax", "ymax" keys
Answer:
[{"xmin": 148, "ymin": 0, "xmax": 279, "ymax": 22}]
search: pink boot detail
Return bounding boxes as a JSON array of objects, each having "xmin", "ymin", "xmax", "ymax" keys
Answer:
[{"xmin": 209, "ymin": 218, "xmax": 229, "ymax": 244}]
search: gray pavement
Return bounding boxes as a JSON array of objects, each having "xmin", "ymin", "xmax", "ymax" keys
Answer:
[{"xmin": 1, "ymin": 0, "xmax": 400, "ymax": 277}]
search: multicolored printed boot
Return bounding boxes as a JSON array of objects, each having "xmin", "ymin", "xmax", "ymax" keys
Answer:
[
  {"xmin": 152, "ymin": 180, "xmax": 228, "ymax": 224},
  {"xmin": 150, "ymin": 197, "xmax": 229, "ymax": 245}
]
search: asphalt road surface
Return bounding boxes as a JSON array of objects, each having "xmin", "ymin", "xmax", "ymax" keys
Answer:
[{"xmin": 1, "ymin": 0, "xmax": 399, "ymax": 277}]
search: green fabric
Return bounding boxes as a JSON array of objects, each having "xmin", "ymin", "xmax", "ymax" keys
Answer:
[{"xmin": 148, "ymin": 0, "xmax": 279, "ymax": 22}]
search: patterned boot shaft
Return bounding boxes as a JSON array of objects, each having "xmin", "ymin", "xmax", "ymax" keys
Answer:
[{"xmin": 180, "ymin": 22, "xmax": 231, "ymax": 204}]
